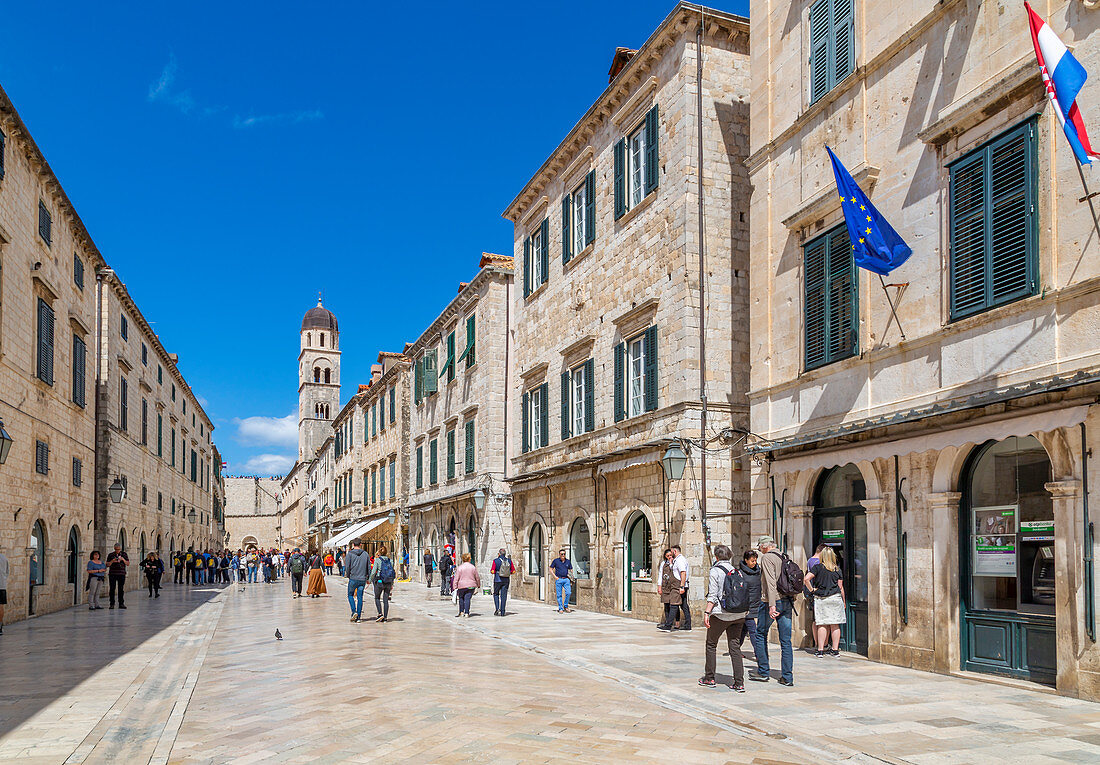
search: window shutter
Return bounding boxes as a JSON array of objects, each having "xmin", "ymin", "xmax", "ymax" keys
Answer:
[
  {"xmin": 521, "ymin": 391, "xmax": 530, "ymax": 454},
  {"xmin": 562, "ymin": 193, "xmax": 572, "ymax": 265},
  {"xmin": 38, "ymin": 201, "xmax": 52, "ymax": 246},
  {"xmin": 0, "ymin": 130, "xmax": 5, "ymax": 180},
  {"xmin": 644, "ymin": 104, "xmax": 659, "ymax": 195},
  {"xmin": 416, "ymin": 445, "xmax": 424, "ymax": 488},
  {"xmin": 36, "ymin": 441, "xmax": 49, "ymax": 474},
  {"xmin": 157, "ymin": 414, "xmax": 163, "ymax": 457},
  {"xmin": 539, "ymin": 383, "xmax": 550, "ymax": 448},
  {"xmin": 414, "ymin": 357, "xmax": 423, "ymax": 403},
  {"xmin": 614, "ymin": 138, "xmax": 626, "ymax": 219},
  {"xmin": 804, "ymin": 237, "xmax": 828, "ymax": 370},
  {"xmin": 379, "ymin": 395, "xmax": 385, "ymax": 431},
  {"xmin": 446, "ymin": 332, "xmax": 456, "ymax": 382},
  {"xmin": 560, "ymin": 371, "xmax": 571, "ymax": 441},
  {"xmin": 833, "ymin": 0, "xmax": 854, "ymax": 85},
  {"xmin": 466, "ymin": 315, "xmax": 476, "ymax": 367},
  {"xmin": 990, "ymin": 129, "xmax": 1033, "ymax": 303},
  {"xmin": 523, "ymin": 237, "xmax": 532, "ymax": 297},
  {"xmin": 447, "ymin": 429, "xmax": 456, "ymax": 480},
  {"xmin": 809, "ymin": 0, "xmax": 830, "ymax": 103},
  {"xmin": 72, "ymin": 334, "xmax": 86, "ymax": 407},
  {"xmin": 389, "ymin": 386, "xmax": 396, "ymax": 422},
  {"xmin": 584, "ymin": 358, "xmax": 595, "ymax": 433},
  {"xmin": 429, "ymin": 439, "xmax": 438, "ymax": 484},
  {"xmin": 380, "ymin": 464, "xmax": 385, "ymax": 499},
  {"xmin": 614, "ymin": 343, "xmax": 625, "ymax": 422},
  {"xmin": 827, "ymin": 228, "xmax": 856, "ymax": 361},
  {"xmin": 389, "ymin": 460, "xmax": 395, "ymax": 497},
  {"xmin": 644, "ymin": 325, "xmax": 658, "ymax": 411},
  {"xmin": 465, "ymin": 420, "xmax": 475, "ymax": 474},
  {"xmin": 539, "ymin": 218, "xmax": 550, "ymax": 285},
  {"xmin": 37, "ymin": 298, "xmax": 55, "ymax": 385},
  {"xmin": 423, "ymin": 349, "xmax": 438, "ymax": 394},
  {"xmin": 585, "ymin": 170, "xmax": 596, "ymax": 245}
]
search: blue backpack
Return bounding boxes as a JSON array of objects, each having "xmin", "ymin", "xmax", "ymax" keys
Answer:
[{"xmin": 377, "ymin": 557, "xmax": 396, "ymax": 584}]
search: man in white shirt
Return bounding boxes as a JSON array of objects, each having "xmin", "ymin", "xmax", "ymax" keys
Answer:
[{"xmin": 671, "ymin": 544, "xmax": 691, "ymax": 631}]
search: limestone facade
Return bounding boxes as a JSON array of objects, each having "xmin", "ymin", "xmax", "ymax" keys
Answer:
[
  {"xmin": 406, "ymin": 255, "xmax": 514, "ymax": 584},
  {"xmin": 747, "ymin": 0, "xmax": 1100, "ymax": 699},
  {"xmin": 223, "ymin": 476, "xmax": 282, "ymax": 550},
  {"xmin": 502, "ymin": 5, "xmax": 752, "ymax": 621}
]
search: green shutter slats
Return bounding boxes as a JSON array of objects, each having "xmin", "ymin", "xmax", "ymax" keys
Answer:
[
  {"xmin": 72, "ymin": 334, "xmax": 86, "ymax": 407},
  {"xmin": 539, "ymin": 383, "xmax": 550, "ymax": 448},
  {"xmin": 614, "ymin": 138, "xmax": 626, "ymax": 219},
  {"xmin": 429, "ymin": 439, "xmax": 438, "ymax": 484},
  {"xmin": 585, "ymin": 170, "xmax": 596, "ymax": 245},
  {"xmin": 416, "ymin": 445, "xmax": 424, "ymax": 488},
  {"xmin": 809, "ymin": 0, "xmax": 830, "ymax": 103},
  {"xmin": 423, "ymin": 349, "xmax": 438, "ymax": 395},
  {"xmin": 804, "ymin": 237, "xmax": 828, "ymax": 370},
  {"xmin": 38, "ymin": 201, "xmax": 52, "ymax": 246},
  {"xmin": 644, "ymin": 325, "xmax": 658, "ymax": 411},
  {"xmin": 583, "ymin": 358, "xmax": 595, "ymax": 433},
  {"xmin": 465, "ymin": 420, "xmax": 475, "ymax": 474},
  {"xmin": 521, "ymin": 391, "xmax": 530, "ymax": 454},
  {"xmin": 523, "ymin": 237, "xmax": 532, "ymax": 297},
  {"xmin": 37, "ymin": 298, "xmax": 55, "ymax": 385},
  {"xmin": 644, "ymin": 104, "xmax": 659, "ymax": 195},
  {"xmin": 833, "ymin": 0, "xmax": 855, "ymax": 86},
  {"xmin": 561, "ymin": 371, "xmax": 571, "ymax": 441},
  {"xmin": 539, "ymin": 217, "xmax": 550, "ymax": 285},
  {"xmin": 826, "ymin": 228, "xmax": 855, "ymax": 360},
  {"xmin": 562, "ymin": 193, "xmax": 572, "ymax": 265},
  {"xmin": 389, "ymin": 460, "xmax": 396, "ymax": 497},
  {"xmin": 466, "ymin": 315, "xmax": 476, "ymax": 366},
  {"xmin": 990, "ymin": 132, "xmax": 1031, "ymax": 302},
  {"xmin": 447, "ymin": 429, "xmax": 456, "ymax": 480},
  {"xmin": 389, "ymin": 386, "xmax": 396, "ymax": 422},
  {"xmin": 613, "ymin": 343, "xmax": 625, "ymax": 422},
  {"xmin": 414, "ymin": 357, "xmax": 423, "ymax": 403},
  {"xmin": 804, "ymin": 226, "xmax": 858, "ymax": 370}
]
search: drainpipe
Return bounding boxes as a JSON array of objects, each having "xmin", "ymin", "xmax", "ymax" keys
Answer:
[
  {"xmin": 695, "ymin": 21, "xmax": 709, "ymax": 548},
  {"xmin": 1083, "ymin": 422, "xmax": 1095, "ymax": 642}
]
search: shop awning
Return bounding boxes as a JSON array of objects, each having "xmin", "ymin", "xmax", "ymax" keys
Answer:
[{"xmin": 323, "ymin": 517, "xmax": 387, "ymax": 549}]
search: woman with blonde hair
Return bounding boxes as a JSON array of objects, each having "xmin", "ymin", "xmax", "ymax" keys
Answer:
[{"xmin": 803, "ymin": 545, "xmax": 845, "ymax": 657}]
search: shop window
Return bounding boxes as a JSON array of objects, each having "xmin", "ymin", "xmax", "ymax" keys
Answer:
[
  {"xmin": 31, "ymin": 520, "xmax": 46, "ymax": 585},
  {"xmin": 569, "ymin": 518, "xmax": 590, "ymax": 579}
]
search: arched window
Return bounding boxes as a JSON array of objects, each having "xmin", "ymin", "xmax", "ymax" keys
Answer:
[
  {"xmin": 118, "ymin": 528, "xmax": 127, "ymax": 552},
  {"xmin": 141, "ymin": 531, "xmax": 148, "ymax": 561},
  {"xmin": 31, "ymin": 521, "xmax": 46, "ymax": 586},
  {"xmin": 306, "ymin": 332, "xmax": 312, "ymax": 346},
  {"xmin": 527, "ymin": 524, "xmax": 544, "ymax": 575},
  {"xmin": 314, "ymin": 367, "xmax": 321, "ymax": 383},
  {"xmin": 569, "ymin": 518, "xmax": 590, "ymax": 579},
  {"xmin": 67, "ymin": 526, "xmax": 80, "ymax": 585},
  {"xmin": 324, "ymin": 369, "xmax": 331, "ymax": 384},
  {"xmin": 157, "ymin": 534, "xmax": 163, "ymax": 552}
]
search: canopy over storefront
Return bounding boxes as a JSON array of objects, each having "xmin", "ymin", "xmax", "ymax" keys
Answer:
[{"xmin": 323, "ymin": 517, "xmax": 386, "ymax": 549}]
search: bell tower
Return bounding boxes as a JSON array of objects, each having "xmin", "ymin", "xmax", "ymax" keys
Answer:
[{"xmin": 298, "ymin": 296, "xmax": 341, "ymax": 460}]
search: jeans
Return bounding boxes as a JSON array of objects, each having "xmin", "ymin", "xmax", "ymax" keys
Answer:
[
  {"xmin": 325, "ymin": 565, "xmax": 333, "ymax": 575},
  {"xmin": 493, "ymin": 580, "xmax": 510, "ymax": 614},
  {"xmin": 374, "ymin": 582, "xmax": 392, "ymax": 618},
  {"xmin": 247, "ymin": 565, "xmax": 257, "ymax": 583},
  {"xmin": 109, "ymin": 574, "xmax": 126, "ymax": 607},
  {"xmin": 752, "ymin": 600, "xmax": 794, "ymax": 683},
  {"xmin": 441, "ymin": 574, "xmax": 451, "ymax": 597},
  {"xmin": 704, "ymin": 616, "xmax": 746, "ymax": 683},
  {"xmin": 291, "ymin": 572, "xmax": 304, "ymax": 595},
  {"xmin": 347, "ymin": 579, "xmax": 366, "ymax": 617},
  {"xmin": 741, "ymin": 614, "xmax": 758, "ymax": 648},
  {"xmin": 555, "ymin": 577, "xmax": 571, "ymax": 610},
  {"xmin": 458, "ymin": 587, "xmax": 474, "ymax": 615}
]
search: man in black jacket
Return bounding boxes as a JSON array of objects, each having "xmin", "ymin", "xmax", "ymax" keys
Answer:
[
  {"xmin": 739, "ymin": 549, "xmax": 762, "ymax": 650},
  {"xmin": 423, "ymin": 550, "xmax": 435, "ymax": 587}
]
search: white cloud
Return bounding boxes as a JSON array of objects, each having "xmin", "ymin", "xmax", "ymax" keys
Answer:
[
  {"xmin": 147, "ymin": 53, "xmax": 196, "ymax": 114},
  {"xmin": 234, "ymin": 413, "xmax": 297, "ymax": 448},
  {"xmin": 240, "ymin": 454, "xmax": 295, "ymax": 475},
  {"xmin": 232, "ymin": 109, "xmax": 324, "ymax": 129}
]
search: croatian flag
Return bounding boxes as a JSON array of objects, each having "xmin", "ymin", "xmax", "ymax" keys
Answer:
[{"xmin": 1027, "ymin": 2, "xmax": 1100, "ymax": 165}]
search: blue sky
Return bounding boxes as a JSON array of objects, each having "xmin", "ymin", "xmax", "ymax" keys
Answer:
[{"xmin": 0, "ymin": 0, "xmax": 748, "ymax": 475}]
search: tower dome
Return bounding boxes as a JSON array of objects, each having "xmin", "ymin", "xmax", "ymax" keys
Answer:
[{"xmin": 301, "ymin": 296, "xmax": 338, "ymax": 332}]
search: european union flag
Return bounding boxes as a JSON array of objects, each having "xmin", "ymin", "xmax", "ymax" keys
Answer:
[{"xmin": 826, "ymin": 147, "xmax": 912, "ymax": 276}]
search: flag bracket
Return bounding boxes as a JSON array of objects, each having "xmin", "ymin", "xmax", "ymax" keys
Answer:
[{"xmin": 878, "ymin": 275, "xmax": 908, "ymax": 342}]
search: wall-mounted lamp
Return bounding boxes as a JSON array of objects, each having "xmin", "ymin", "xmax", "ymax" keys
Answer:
[
  {"xmin": 108, "ymin": 477, "xmax": 126, "ymax": 504},
  {"xmin": 0, "ymin": 418, "xmax": 13, "ymax": 465}
]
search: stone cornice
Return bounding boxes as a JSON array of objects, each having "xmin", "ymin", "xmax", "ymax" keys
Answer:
[
  {"xmin": 406, "ymin": 264, "xmax": 513, "ymax": 357},
  {"xmin": 781, "ymin": 164, "xmax": 879, "ymax": 234}
]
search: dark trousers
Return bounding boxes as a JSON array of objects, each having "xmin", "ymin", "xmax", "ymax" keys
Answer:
[
  {"xmin": 146, "ymin": 572, "xmax": 161, "ymax": 595},
  {"xmin": 189, "ymin": 568, "xmax": 198, "ymax": 584},
  {"xmin": 441, "ymin": 573, "xmax": 452, "ymax": 596},
  {"xmin": 677, "ymin": 585, "xmax": 692, "ymax": 628},
  {"xmin": 374, "ymin": 582, "xmax": 392, "ymax": 618},
  {"xmin": 425, "ymin": 568, "xmax": 433, "ymax": 586},
  {"xmin": 458, "ymin": 587, "xmax": 474, "ymax": 615},
  {"xmin": 661, "ymin": 602, "xmax": 679, "ymax": 627},
  {"xmin": 174, "ymin": 566, "xmax": 184, "ymax": 583},
  {"xmin": 493, "ymin": 580, "xmax": 510, "ymax": 614},
  {"xmin": 291, "ymin": 572, "xmax": 304, "ymax": 595},
  {"xmin": 703, "ymin": 615, "xmax": 746, "ymax": 683},
  {"xmin": 109, "ymin": 574, "xmax": 126, "ymax": 606}
]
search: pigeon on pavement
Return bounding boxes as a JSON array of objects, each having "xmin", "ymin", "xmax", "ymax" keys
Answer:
[{"xmin": 275, "ymin": 629, "xmax": 283, "ymax": 640}]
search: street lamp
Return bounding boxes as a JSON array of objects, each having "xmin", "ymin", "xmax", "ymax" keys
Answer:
[
  {"xmin": 661, "ymin": 444, "xmax": 688, "ymax": 481},
  {"xmin": 0, "ymin": 418, "xmax": 12, "ymax": 465},
  {"xmin": 472, "ymin": 488, "xmax": 486, "ymax": 511},
  {"xmin": 188, "ymin": 508, "xmax": 197, "ymax": 523},
  {"xmin": 108, "ymin": 477, "xmax": 126, "ymax": 504},
  {"xmin": 387, "ymin": 508, "xmax": 396, "ymax": 525}
]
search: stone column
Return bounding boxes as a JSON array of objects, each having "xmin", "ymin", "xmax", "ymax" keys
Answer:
[
  {"xmin": 929, "ymin": 492, "xmax": 962, "ymax": 675},
  {"xmin": 788, "ymin": 505, "xmax": 814, "ymax": 647},
  {"xmin": 1046, "ymin": 479, "xmax": 1083, "ymax": 697},
  {"xmin": 860, "ymin": 498, "xmax": 885, "ymax": 662}
]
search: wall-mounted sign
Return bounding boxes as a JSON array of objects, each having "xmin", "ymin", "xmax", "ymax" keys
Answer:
[
  {"xmin": 973, "ymin": 505, "xmax": 1017, "ymax": 577},
  {"xmin": 1020, "ymin": 520, "xmax": 1054, "ymax": 542}
]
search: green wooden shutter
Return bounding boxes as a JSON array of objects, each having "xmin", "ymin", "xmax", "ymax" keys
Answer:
[
  {"xmin": 37, "ymin": 298, "xmax": 54, "ymax": 385},
  {"xmin": 424, "ymin": 349, "xmax": 438, "ymax": 395},
  {"xmin": 389, "ymin": 459, "xmax": 396, "ymax": 497},
  {"xmin": 539, "ymin": 383, "xmax": 550, "ymax": 448},
  {"xmin": 416, "ymin": 445, "xmax": 423, "ymax": 488},
  {"xmin": 523, "ymin": 237, "xmax": 531, "ymax": 297},
  {"xmin": 614, "ymin": 343, "xmax": 625, "ymax": 422},
  {"xmin": 447, "ymin": 429, "xmax": 456, "ymax": 480},
  {"xmin": 372, "ymin": 469, "xmax": 377, "ymax": 503},
  {"xmin": 521, "ymin": 391, "xmax": 530, "ymax": 453},
  {"xmin": 583, "ymin": 358, "xmax": 595, "ymax": 433},
  {"xmin": 379, "ymin": 395, "xmax": 385, "ymax": 431},
  {"xmin": 833, "ymin": 0, "xmax": 854, "ymax": 86},
  {"xmin": 585, "ymin": 170, "xmax": 596, "ymax": 245},
  {"xmin": 157, "ymin": 414, "xmax": 163, "ymax": 457},
  {"xmin": 990, "ymin": 128, "xmax": 1034, "ymax": 303},
  {"xmin": 429, "ymin": 439, "xmax": 438, "ymax": 484},
  {"xmin": 826, "ymin": 228, "xmax": 856, "ymax": 361},
  {"xmin": 809, "ymin": 0, "xmax": 830, "ymax": 103},
  {"xmin": 804, "ymin": 236, "xmax": 828, "ymax": 370},
  {"xmin": 389, "ymin": 386, "xmax": 396, "ymax": 423},
  {"xmin": 72, "ymin": 334, "xmax": 86, "ymax": 407},
  {"xmin": 643, "ymin": 325, "xmax": 658, "ymax": 411},
  {"xmin": 465, "ymin": 420, "xmax": 475, "ymax": 474},
  {"xmin": 614, "ymin": 138, "xmax": 626, "ymax": 219},
  {"xmin": 414, "ymin": 357, "xmax": 423, "ymax": 404},
  {"xmin": 466, "ymin": 315, "xmax": 476, "ymax": 367},
  {"xmin": 445, "ymin": 331, "xmax": 456, "ymax": 382},
  {"xmin": 562, "ymin": 193, "xmax": 572, "ymax": 265},
  {"xmin": 380, "ymin": 467, "xmax": 385, "ymax": 501},
  {"xmin": 644, "ymin": 105, "xmax": 659, "ymax": 194},
  {"xmin": 560, "ymin": 370, "xmax": 571, "ymax": 441},
  {"xmin": 539, "ymin": 218, "xmax": 550, "ymax": 285}
]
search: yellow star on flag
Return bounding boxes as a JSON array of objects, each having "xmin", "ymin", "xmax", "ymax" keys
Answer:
[
  {"xmin": 866, "ymin": 215, "xmax": 872, "ymax": 222},
  {"xmin": 859, "ymin": 204, "xmax": 866, "ymax": 210},
  {"xmin": 865, "ymin": 227, "xmax": 872, "ymax": 235},
  {"xmin": 849, "ymin": 197, "xmax": 856, "ymax": 203},
  {"xmin": 859, "ymin": 237, "xmax": 865, "ymax": 243}
]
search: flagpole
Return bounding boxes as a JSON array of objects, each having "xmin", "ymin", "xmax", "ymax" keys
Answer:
[{"xmin": 878, "ymin": 274, "xmax": 906, "ymax": 342}]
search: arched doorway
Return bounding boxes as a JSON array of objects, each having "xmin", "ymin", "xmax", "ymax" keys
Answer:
[
  {"xmin": 528, "ymin": 524, "xmax": 545, "ymax": 601},
  {"xmin": 813, "ymin": 464, "xmax": 869, "ymax": 655},
  {"xmin": 624, "ymin": 512, "xmax": 652, "ymax": 612},
  {"xmin": 30, "ymin": 521, "xmax": 46, "ymax": 616},
  {"xmin": 569, "ymin": 518, "xmax": 590, "ymax": 606},
  {"xmin": 960, "ymin": 435, "xmax": 1055, "ymax": 685},
  {"xmin": 117, "ymin": 528, "xmax": 127, "ymax": 553},
  {"xmin": 141, "ymin": 532, "xmax": 148, "ymax": 562},
  {"xmin": 68, "ymin": 526, "xmax": 81, "ymax": 605}
]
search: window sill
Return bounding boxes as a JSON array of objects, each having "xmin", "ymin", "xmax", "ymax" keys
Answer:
[
  {"xmin": 564, "ymin": 243, "xmax": 594, "ymax": 272},
  {"xmin": 616, "ymin": 190, "xmax": 656, "ymax": 228},
  {"xmin": 524, "ymin": 280, "xmax": 549, "ymax": 303}
]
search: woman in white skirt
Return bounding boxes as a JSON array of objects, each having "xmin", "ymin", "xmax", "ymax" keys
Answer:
[{"xmin": 804, "ymin": 546, "xmax": 845, "ymax": 657}]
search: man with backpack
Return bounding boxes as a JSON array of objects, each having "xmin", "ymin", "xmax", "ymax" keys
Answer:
[
  {"xmin": 172, "ymin": 551, "xmax": 185, "ymax": 584},
  {"xmin": 423, "ymin": 549, "xmax": 435, "ymax": 587},
  {"xmin": 438, "ymin": 548, "xmax": 455, "ymax": 597},
  {"xmin": 490, "ymin": 548, "xmax": 515, "ymax": 616},
  {"xmin": 699, "ymin": 544, "xmax": 749, "ymax": 691},
  {"xmin": 369, "ymin": 545, "xmax": 396, "ymax": 622},
  {"xmin": 749, "ymin": 535, "xmax": 800, "ymax": 687},
  {"xmin": 344, "ymin": 539, "xmax": 370, "ymax": 621},
  {"xmin": 288, "ymin": 548, "xmax": 307, "ymax": 597}
]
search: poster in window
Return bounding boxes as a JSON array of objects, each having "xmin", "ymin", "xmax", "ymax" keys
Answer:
[{"xmin": 972, "ymin": 505, "xmax": 1017, "ymax": 577}]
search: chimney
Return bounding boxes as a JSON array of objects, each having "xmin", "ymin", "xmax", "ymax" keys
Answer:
[
  {"xmin": 168, "ymin": 353, "xmax": 179, "ymax": 364},
  {"xmin": 371, "ymin": 364, "xmax": 383, "ymax": 383},
  {"xmin": 608, "ymin": 47, "xmax": 637, "ymax": 83},
  {"xmin": 457, "ymin": 281, "xmax": 469, "ymax": 295},
  {"xmin": 358, "ymin": 384, "xmax": 370, "ymax": 394}
]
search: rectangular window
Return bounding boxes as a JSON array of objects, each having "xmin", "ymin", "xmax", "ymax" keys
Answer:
[
  {"xmin": 571, "ymin": 181, "xmax": 588, "ymax": 255},
  {"xmin": 457, "ymin": 314, "xmax": 476, "ymax": 368},
  {"xmin": 804, "ymin": 225, "xmax": 858, "ymax": 370},
  {"xmin": 171, "ymin": 384, "xmax": 176, "ymax": 401},
  {"xmin": 38, "ymin": 201, "xmax": 52, "ymax": 246},
  {"xmin": 119, "ymin": 377, "xmax": 129, "ymax": 431},
  {"xmin": 524, "ymin": 383, "xmax": 549, "ymax": 451},
  {"xmin": 389, "ymin": 386, "xmax": 396, "ymax": 423},
  {"xmin": 72, "ymin": 457, "xmax": 82, "ymax": 487},
  {"xmin": 141, "ymin": 343, "xmax": 148, "ymax": 366},
  {"xmin": 627, "ymin": 336, "xmax": 645, "ymax": 418},
  {"xmin": 158, "ymin": 365, "xmax": 163, "ymax": 384},
  {"xmin": 628, "ymin": 125, "xmax": 646, "ymax": 210},
  {"xmin": 429, "ymin": 438, "xmax": 438, "ymax": 485},
  {"xmin": 530, "ymin": 225, "xmax": 545, "ymax": 286},
  {"xmin": 157, "ymin": 414, "xmax": 163, "ymax": 457},
  {"xmin": 172, "ymin": 498, "xmax": 176, "ymax": 516},
  {"xmin": 523, "ymin": 218, "xmax": 551, "ymax": 297},
  {"xmin": 416, "ymin": 445, "xmax": 424, "ymax": 489},
  {"xmin": 35, "ymin": 440, "xmax": 49, "ymax": 474},
  {"xmin": 141, "ymin": 485, "xmax": 148, "ymax": 505},
  {"xmin": 809, "ymin": 0, "xmax": 855, "ymax": 104},
  {"xmin": 379, "ymin": 395, "xmax": 385, "ymax": 431},
  {"xmin": 141, "ymin": 398, "xmax": 148, "ymax": 445},
  {"xmin": 171, "ymin": 428, "xmax": 176, "ymax": 465},
  {"xmin": 389, "ymin": 458, "xmax": 396, "ymax": 498},
  {"xmin": 73, "ymin": 254, "xmax": 84, "ymax": 290},
  {"xmin": 572, "ymin": 363, "xmax": 587, "ymax": 436},
  {"xmin": 36, "ymin": 297, "xmax": 55, "ymax": 385},
  {"xmin": 121, "ymin": 315, "xmax": 128, "ymax": 340},
  {"xmin": 446, "ymin": 427, "xmax": 456, "ymax": 480},
  {"xmin": 530, "ymin": 388, "xmax": 542, "ymax": 450},
  {"xmin": 442, "ymin": 330, "xmax": 456, "ymax": 383},
  {"xmin": 464, "ymin": 419, "xmax": 475, "ymax": 474},
  {"xmin": 191, "ymin": 450, "xmax": 197, "ymax": 482},
  {"xmin": 379, "ymin": 462, "xmax": 385, "ymax": 500},
  {"xmin": 614, "ymin": 107, "xmax": 659, "ymax": 219},
  {"xmin": 615, "ymin": 329, "xmax": 657, "ymax": 421},
  {"xmin": 372, "ymin": 401, "xmax": 378, "ymax": 437},
  {"xmin": 158, "ymin": 492, "xmax": 163, "ymax": 511},
  {"xmin": 72, "ymin": 334, "xmax": 86, "ymax": 407},
  {"xmin": 949, "ymin": 121, "xmax": 1038, "ymax": 320}
]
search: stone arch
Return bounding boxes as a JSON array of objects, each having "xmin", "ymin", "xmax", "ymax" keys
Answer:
[
  {"xmin": 615, "ymin": 497, "xmax": 659, "ymax": 540},
  {"xmin": 932, "ymin": 445, "xmax": 970, "ymax": 494}
]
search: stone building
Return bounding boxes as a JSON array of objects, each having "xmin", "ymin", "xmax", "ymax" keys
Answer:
[
  {"xmin": 224, "ymin": 476, "xmax": 282, "ymax": 550},
  {"xmin": 502, "ymin": 2, "xmax": 751, "ymax": 622},
  {"xmin": 747, "ymin": 0, "xmax": 1100, "ymax": 699},
  {"xmin": 0, "ymin": 82, "xmax": 219, "ymax": 624},
  {"xmin": 406, "ymin": 254, "xmax": 513, "ymax": 584}
]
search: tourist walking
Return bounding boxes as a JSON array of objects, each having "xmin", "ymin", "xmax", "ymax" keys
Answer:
[
  {"xmin": 452, "ymin": 553, "xmax": 480, "ymax": 618},
  {"xmin": 423, "ymin": 550, "xmax": 435, "ymax": 587},
  {"xmin": 550, "ymin": 549, "xmax": 573, "ymax": 613},
  {"xmin": 671, "ymin": 544, "xmax": 691, "ymax": 630},
  {"xmin": 220, "ymin": 552, "xmax": 231, "ymax": 583},
  {"xmin": 306, "ymin": 550, "xmax": 327, "ymax": 597},
  {"xmin": 0, "ymin": 548, "xmax": 7, "ymax": 632},
  {"xmin": 106, "ymin": 543, "xmax": 130, "ymax": 609},
  {"xmin": 439, "ymin": 549, "xmax": 454, "ymax": 597},
  {"xmin": 238, "ymin": 553, "xmax": 248, "ymax": 583},
  {"xmin": 344, "ymin": 539, "xmax": 370, "ymax": 621},
  {"xmin": 750, "ymin": 536, "xmax": 798, "ymax": 686},
  {"xmin": 370, "ymin": 545, "xmax": 396, "ymax": 622},
  {"xmin": 141, "ymin": 552, "xmax": 164, "ymax": 597},
  {"xmin": 335, "ymin": 547, "xmax": 344, "ymax": 577},
  {"xmin": 400, "ymin": 549, "xmax": 409, "ymax": 580},
  {"xmin": 324, "ymin": 551, "xmax": 335, "ymax": 575},
  {"xmin": 172, "ymin": 550, "xmax": 185, "ymax": 584},
  {"xmin": 490, "ymin": 548, "xmax": 514, "ymax": 616},
  {"xmin": 739, "ymin": 549, "xmax": 762, "ymax": 650},
  {"xmin": 657, "ymin": 548, "xmax": 682, "ymax": 631},
  {"xmin": 247, "ymin": 550, "xmax": 259, "ymax": 583},
  {"xmin": 804, "ymin": 546, "xmax": 845, "ymax": 657},
  {"xmin": 288, "ymin": 548, "xmax": 307, "ymax": 597},
  {"xmin": 86, "ymin": 550, "xmax": 106, "ymax": 610},
  {"xmin": 699, "ymin": 544, "xmax": 750, "ymax": 691}
]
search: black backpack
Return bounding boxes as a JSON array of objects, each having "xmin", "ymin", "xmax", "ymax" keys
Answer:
[
  {"xmin": 714, "ymin": 563, "xmax": 750, "ymax": 613},
  {"xmin": 770, "ymin": 550, "xmax": 805, "ymax": 599},
  {"xmin": 377, "ymin": 557, "xmax": 396, "ymax": 584}
]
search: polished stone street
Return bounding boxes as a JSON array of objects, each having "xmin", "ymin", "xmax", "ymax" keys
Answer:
[{"xmin": 1, "ymin": 577, "xmax": 1099, "ymax": 764}]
